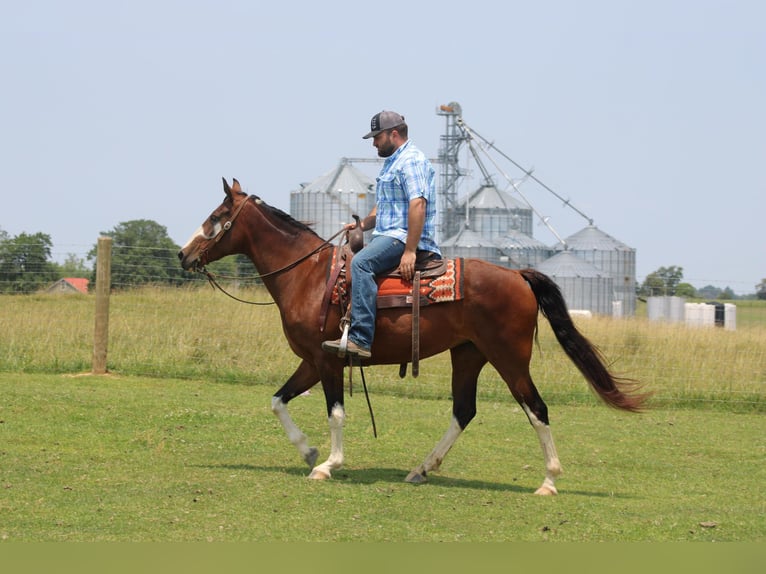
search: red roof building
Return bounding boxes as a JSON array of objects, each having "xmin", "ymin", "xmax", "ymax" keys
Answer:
[{"xmin": 47, "ymin": 277, "xmax": 90, "ymax": 294}]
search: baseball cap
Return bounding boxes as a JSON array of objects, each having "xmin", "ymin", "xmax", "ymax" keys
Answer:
[{"xmin": 363, "ymin": 110, "xmax": 405, "ymax": 139}]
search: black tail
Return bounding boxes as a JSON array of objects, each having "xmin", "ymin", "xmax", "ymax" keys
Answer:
[{"xmin": 520, "ymin": 269, "xmax": 649, "ymax": 412}]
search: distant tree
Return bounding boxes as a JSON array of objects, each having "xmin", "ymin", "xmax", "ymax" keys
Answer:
[
  {"xmin": 0, "ymin": 232, "xmax": 58, "ymax": 293},
  {"xmin": 88, "ymin": 220, "xmax": 185, "ymax": 288},
  {"xmin": 757, "ymin": 279, "xmax": 766, "ymax": 301},
  {"xmin": 719, "ymin": 287, "xmax": 736, "ymax": 300},
  {"xmin": 675, "ymin": 282, "xmax": 697, "ymax": 298},
  {"xmin": 639, "ymin": 272, "xmax": 665, "ymax": 296},
  {"xmin": 57, "ymin": 253, "xmax": 91, "ymax": 278},
  {"xmin": 640, "ymin": 266, "xmax": 684, "ymax": 296},
  {"xmin": 698, "ymin": 285, "xmax": 722, "ymax": 299},
  {"xmin": 658, "ymin": 265, "xmax": 683, "ymax": 295}
]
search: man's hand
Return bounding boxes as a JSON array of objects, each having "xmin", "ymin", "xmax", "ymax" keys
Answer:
[{"xmin": 398, "ymin": 250, "xmax": 417, "ymax": 282}]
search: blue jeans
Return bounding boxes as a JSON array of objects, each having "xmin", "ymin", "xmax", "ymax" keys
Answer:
[{"xmin": 348, "ymin": 235, "xmax": 405, "ymax": 350}]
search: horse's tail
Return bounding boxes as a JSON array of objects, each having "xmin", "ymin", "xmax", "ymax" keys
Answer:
[{"xmin": 519, "ymin": 268, "xmax": 650, "ymax": 412}]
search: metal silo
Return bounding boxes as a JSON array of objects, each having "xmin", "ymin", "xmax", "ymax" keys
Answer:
[
  {"xmin": 496, "ymin": 229, "xmax": 553, "ymax": 269},
  {"xmin": 536, "ymin": 251, "xmax": 614, "ymax": 315},
  {"xmin": 290, "ymin": 158, "xmax": 376, "ymax": 241},
  {"xmin": 458, "ymin": 184, "xmax": 533, "ymax": 239},
  {"xmin": 554, "ymin": 225, "xmax": 636, "ymax": 316},
  {"xmin": 440, "ymin": 227, "xmax": 503, "ymax": 264}
]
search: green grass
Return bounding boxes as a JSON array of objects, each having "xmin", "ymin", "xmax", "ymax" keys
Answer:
[
  {"xmin": 1, "ymin": 373, "xmax": 764, "ymax": 542},
  {"xmin": 0, "ymin": 289, "xmax": 764, "ymax": 541},
  {"xmin": 1, "ymin": 288, "xmax": 764, "ymax": 411}
]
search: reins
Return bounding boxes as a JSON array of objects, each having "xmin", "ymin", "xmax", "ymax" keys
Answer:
[
  {"xmin": 195, "ymin": 194, "xmax": 345, "ymax": 304},
  {"xmin": 197, "ymin": 239, "xmax": 335, "ymax": 305}
]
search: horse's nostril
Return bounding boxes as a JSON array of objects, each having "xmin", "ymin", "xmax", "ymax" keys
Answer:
[{"xmin": 177, "ymin": 250, "xmax": 183, "ymax": 261}]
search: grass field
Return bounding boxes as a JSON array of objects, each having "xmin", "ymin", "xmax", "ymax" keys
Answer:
[
  {"xmin": 2, "ymin": 288, "xmax": 764, "ymax": 410},
  {"xmin": 1, "ymin": 372, "xmax": 764, "ymax": 542},
  {"xmin": 0, "ymin": 288, "xmax": 764, "ymax": 542}
]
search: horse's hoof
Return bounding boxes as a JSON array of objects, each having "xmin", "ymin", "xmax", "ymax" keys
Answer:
[
  {"xmin": 534, "ymin": 485, "xmax": 558, "ymax": 496},
  {"xmin": 405, "ymin": 470, "xmax": 427, "ymax": 484},
  {"xmin": 308, "ymin": 468, "xmax": 330, "ymax": 480},
  {"xmin": 304, "ymin": 447, "xmax": 319, "ymax": 468}
]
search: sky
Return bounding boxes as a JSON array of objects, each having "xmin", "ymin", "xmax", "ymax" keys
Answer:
[{"xmin": 1, "ymin": 0, "xmax": 764, "ymax": 294}]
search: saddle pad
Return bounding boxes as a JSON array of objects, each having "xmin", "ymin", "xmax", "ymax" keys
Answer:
[
  {"xmin": 377, "ymin": 258, "xmax": 464, "ymax": 307},
  {"xmin": 330, "ymin": 255, "xmax": 464, "ymax": 308}
]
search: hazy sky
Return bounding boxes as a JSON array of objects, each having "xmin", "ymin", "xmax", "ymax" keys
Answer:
[{"xmin": 2, "ymin": 1, "xmax": 763, "ymax": 294}]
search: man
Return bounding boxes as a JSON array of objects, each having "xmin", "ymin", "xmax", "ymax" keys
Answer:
[{"xmin": 322, "ymin": 110, "xmax": 441, "ymax": 359}]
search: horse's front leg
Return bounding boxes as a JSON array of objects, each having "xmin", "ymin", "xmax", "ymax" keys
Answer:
[
  {"xmin": 307, "ymin": 402, "xmax": 345, "ymax": 479},
  {"xmin": 307, "ymin": 367, "xmax": 346, "ymax": 479},
  {"xmin": 271, "ymin": 360, "xmax": 321, "ymax": 469}
]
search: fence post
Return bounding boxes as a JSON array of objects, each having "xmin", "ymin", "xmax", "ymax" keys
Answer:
[{"xmin": 92, "ymin": 236, "xmax": 112, "ymax": 374}]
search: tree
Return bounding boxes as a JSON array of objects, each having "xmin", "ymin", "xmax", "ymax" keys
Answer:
[
  {"xmin": 675, "ymin": 282, "xmax": 697, "ymax": 298},
  {"xmin": 640, "ymin": 265, "xmax": 684, "ymax": 296},
  {"xmin": 719, "ymin": 287, "xmax": 736, "ymax": 300},
  {"xmin": 0, "ymin": 232, "xmax": 59, "ymax": 293},
  {"xmin": 639, "ymin": 272, "xmax": 665, "ymax": 296},
  {"xmin": 757, "ymin": 279, "xmax": 766, "ymax": 301},
  {"xmin": 697, "ymin": 285, "xmax": 721, "ymax": 299},
  {"xmin": 88, "ymin": 220, "xmax": 185, "ymax": 288},
  {"xmin": 57, "ymin": 253, "xmax": 91, "ymax": 278}
]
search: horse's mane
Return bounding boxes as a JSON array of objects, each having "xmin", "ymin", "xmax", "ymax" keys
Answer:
[{"xmin": 255, "ymin": 196, "xmax": 323, "ymax": 240}]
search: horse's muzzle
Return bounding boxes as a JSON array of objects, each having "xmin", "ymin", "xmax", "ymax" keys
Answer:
[{"xmin": 178, "ymin": 249, "xmax": 199, "ymax": 271}]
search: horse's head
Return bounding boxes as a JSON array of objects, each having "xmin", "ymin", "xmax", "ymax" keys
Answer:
[{"xmin": 178, "ymin": 178, "xmax": 250, "ymax": 271}]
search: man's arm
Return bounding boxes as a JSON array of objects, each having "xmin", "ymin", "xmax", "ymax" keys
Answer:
[
  {"xmin": 360, "ymin": 205, "xmax": 377, "ymax": 231},
  {"xmin": 398, "ymin": 197, "xmax": 426, "ymax": 281}
]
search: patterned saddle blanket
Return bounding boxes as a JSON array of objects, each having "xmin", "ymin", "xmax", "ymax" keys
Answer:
[{"xmin": 329, "ymin": 250, "xmax": 465, "ymax": 309}]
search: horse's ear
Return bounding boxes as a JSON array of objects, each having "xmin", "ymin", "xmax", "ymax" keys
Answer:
[
  {"xmin": 231, "ymin": 178, "xmax": 242, "ymax": 193},
  {"xmin": 222, "ymin": 177, "xmax": 232, "ymax": 197}
]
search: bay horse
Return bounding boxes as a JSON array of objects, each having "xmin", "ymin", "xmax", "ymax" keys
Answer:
[{"xmin": 178, "ymin": 178, "xmax": 647, "ymax": 495}]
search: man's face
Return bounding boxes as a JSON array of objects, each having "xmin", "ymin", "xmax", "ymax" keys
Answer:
[{"xmin": 373, "ymin": 130, "xmax": 396, "ymax": 158}]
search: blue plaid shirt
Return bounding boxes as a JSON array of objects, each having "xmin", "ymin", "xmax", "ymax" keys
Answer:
[{"xmin": 372, "ymin": 140, "xmax": 441, "ymax": 256}]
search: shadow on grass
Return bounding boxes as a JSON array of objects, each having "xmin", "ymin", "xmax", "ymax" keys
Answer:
[{"xmin": 198, "ymin": 462, "xmax": 634, "ymax": 498}]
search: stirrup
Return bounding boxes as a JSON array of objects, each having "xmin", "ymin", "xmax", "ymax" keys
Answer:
[{"xmin": 337, "ymin": 322, "xmax": 351, "ymax": 358}]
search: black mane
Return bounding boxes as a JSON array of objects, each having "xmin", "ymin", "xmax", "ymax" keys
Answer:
[{"xmin": 254, "ymin": 196, "xmax": 323, "ymax": 239}]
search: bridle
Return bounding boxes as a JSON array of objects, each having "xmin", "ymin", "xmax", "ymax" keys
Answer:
[
  {"xmin": 193, "ymin": 194, "xmax": 344, "ymax": 305},
  {"xmin": 195, "ymin": 192, "xmax": 252, "ymax": 268}
]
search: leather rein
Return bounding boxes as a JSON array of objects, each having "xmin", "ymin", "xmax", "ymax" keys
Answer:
[{"xmin": 195, "ymin": 194, "xmax": 344, "ymax": 305}]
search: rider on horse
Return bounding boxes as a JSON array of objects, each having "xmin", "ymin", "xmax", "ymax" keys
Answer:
[{"xmin": 321, "ymin": 110, "xmax": 441, "ymax": 359}]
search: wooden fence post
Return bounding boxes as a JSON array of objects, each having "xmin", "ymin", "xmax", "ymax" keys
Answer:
[{"xmin": 92, "ymin": 236, "xmax": 112, "ymax": 374}]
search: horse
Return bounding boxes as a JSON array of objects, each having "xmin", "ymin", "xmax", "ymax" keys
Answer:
[{"xmin": 178, "ymin": 178, "xmax": 648, "ymax": 495}]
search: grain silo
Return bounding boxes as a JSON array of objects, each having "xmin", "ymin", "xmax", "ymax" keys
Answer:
[
  {"xmin": 439, "ymin": 183, "xmax": 536, "ymax": 267},
  {"xmin": 290, "ymin": 158, "xmax": 376, "ymax": 241},
  {"xmin": 496, "ymin": 229, "xmax": 553, "ymax": 269},
  {"xmin": 554, "ymin": 225, "xmax": 636, "ymax": 315},
  {"xmin": 440, "ymin": 226, "xmax": 503, "ymax": 264},
  {"xmin": 536, "ymin": 250, "xmax": 614, "ymax": 315},
  {"xmin": 458, "ymin": 184, "xmax": 533, "ymax": 239}
]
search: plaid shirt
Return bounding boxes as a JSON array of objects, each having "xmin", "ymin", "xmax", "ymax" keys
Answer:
[{"xmin": 372, "ymin": 140, "xmax": 441, "ymax": 255}]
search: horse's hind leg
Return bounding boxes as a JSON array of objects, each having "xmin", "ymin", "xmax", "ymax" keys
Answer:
[
  {"xmin": 493, "ymin": 357, "xmax": 562, "ymax": 495},
  {"xmin": 520, "ymin": 399, "xmax": 561, "ymax": 495},
  {"xmin": 405, "ymin": 342, "xmax": 486, "ymax": 484},
  {"xmin": 271, "ymin": 360, "xmax": 321, "ymax": 469}
]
